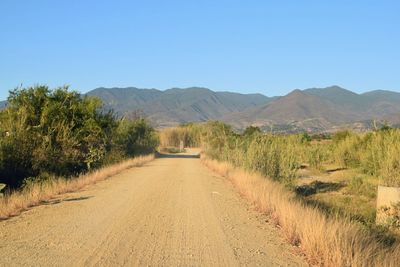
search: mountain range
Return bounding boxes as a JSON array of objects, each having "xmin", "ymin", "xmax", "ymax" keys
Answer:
[
  {"xmin": 85, "ymin": 85, "xmax": 400, "ymax": 132},
  {"xmin": 2, "ymin": 86, "xmax": 400, "ymax": 132},
  {"xmin": 222, "ymin": 86, "xmax": 400, "ymax": 132},
  {"xmin": 86, "ymin": 87, "xmax": 275, "ymax": 127}
]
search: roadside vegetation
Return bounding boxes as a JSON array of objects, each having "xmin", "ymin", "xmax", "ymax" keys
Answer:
[
  {"xmin": 0, "ymin": 85, "xmax": 158, "ymax": 218},
  {"xmin": 159, "ymin": 123, "xmax": 202, "ymax": 148},
  {"xmin": 202, "ymin": 157, "xmax": 400, "ymax": 266},
  {"xmin": 161, "ymin": 122, "xmax": 400, "ymax": 266}
]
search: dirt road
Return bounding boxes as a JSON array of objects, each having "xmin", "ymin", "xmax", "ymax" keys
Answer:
[{"xmin": 0, "ymin": 150, "xmax": 306, "ymax": 266}]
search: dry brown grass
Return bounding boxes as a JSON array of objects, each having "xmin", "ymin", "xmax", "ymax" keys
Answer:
[
  {"xmin": 158, "ymin": 126, "xmax": 202, "ymax": 148},
  {"xmin": 159, "ymin": 127, "xmax": 189, "ymax": 148},
  {"xmin": 201, "ymin": 155, "xmax": 400, "ymax": 267},
  {"xmin": 0, "ymin": 154, "xmax": 154, "ymax": 220}
]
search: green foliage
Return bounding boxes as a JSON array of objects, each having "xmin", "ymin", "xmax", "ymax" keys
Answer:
[
  {"xmin": 307, "ymin": 145, "xmax": 327, "ymax": 170},
  {"xmin": 332, "ymin": 130, "xmax": 352, "ymax": 143},
  {"xmin": 111, "ymin": 118, "xmax": 158, "ymax": 158},
  {"xmin": 201, "ymin": 123, "xmax": 302, "ymax": 185},
  {"xmin": 0, "ymin": 85, "xmax": 158, "ymax": 188},
  {"xmin": 202, "ymin": 124, "xmax": 400, "ymax": 188},
  {"xmin": 242, "ymin": 126, "xmax": 262, "ymax": 136},
  {"xmin": 161, "ymin": 121, "xmax": 400, "ymax": 188},
  {"xmin": 301, "ymin": 132, "xmax": 312, "ymax": 142},
  {"xmin": 331, "ymin": 130, "xmax": 400, "ymax": 186},
  {"xmin": 243, "ymin": 134, "xmax": 302, "ymax": 184},
  {"xmin": 332, "ymin": 133, "xmax": 361, "ymax": 168},
  {"xmin": 379, "ymin": 124, "xmax": 392, "ymax": 132},
  {"xmin": 201, "ymin": 121, "xmax": 235, "ymax": 159}
]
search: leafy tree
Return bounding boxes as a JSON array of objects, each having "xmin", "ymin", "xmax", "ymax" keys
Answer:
[
  {"xmin": 0, "ymin": 85, "xmax": 157, "ymax": 188},
  {"xmin": 112, "ymin": 118, "xmax": 158, "ymax": 157},
  {"xmin": 243, "ymin": 126, "xmax": 262, "ymax": 136}
]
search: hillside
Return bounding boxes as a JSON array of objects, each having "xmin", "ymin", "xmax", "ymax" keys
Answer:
[
  {"xmin": 304, "ymin": 86, "xmax": 400, "ymax": 117},
  {"xmin": 224, "ymin": 86, "xmax": 400, "ymax": 132},
  {"xmin": 87, "ymin": 87, "xmax": 272, "ymax": 127},
  {"xmin": 224, "ymin": 89, "xmax": 358, "ymax": 127}
]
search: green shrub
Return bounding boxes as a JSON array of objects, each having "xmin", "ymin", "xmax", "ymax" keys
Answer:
[
  {"xmin": 242, "ymin": 126, "xmax": 262, "ymax": 136},
  {"xmin": 0, "ymin": 85, "xmax": 158, "ymax": 188}
]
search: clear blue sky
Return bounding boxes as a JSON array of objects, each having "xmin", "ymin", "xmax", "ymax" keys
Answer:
[{"xmin": 1, "ymin": 0, "xmax": 399, "ymax": 100}]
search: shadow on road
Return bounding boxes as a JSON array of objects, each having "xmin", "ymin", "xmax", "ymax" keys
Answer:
[
  {"xmin": 41, "ymin": 196, "xmax": 93, "ymax": 206},
  {"xmin": 156, "ymin": 153, "xmax": 200, "ymax": 159}
]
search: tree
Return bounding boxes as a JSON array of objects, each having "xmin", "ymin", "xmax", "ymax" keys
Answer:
[
  {"xmin": 243, "ymin": 126, "xmax": 262, "ymax": 136},
  {"xmin": 0, "ymin": 86, "xmax": 117, "ymax": 186}
]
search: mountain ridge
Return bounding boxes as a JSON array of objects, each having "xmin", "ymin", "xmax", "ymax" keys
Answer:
[
  {"xmin": 2, "ymin": 85, "xmax": 400, "ymax": 132},
  {"xmin": 87, "ymin": 85, "xmax": 400, "ymax": 131},
  {"xmin": 87, "ymin": 86, "xmax": 273, "ymax": 127},
  {"xmin": 223, "ymin": 86, "xmax": 400, "ymax": 132}
]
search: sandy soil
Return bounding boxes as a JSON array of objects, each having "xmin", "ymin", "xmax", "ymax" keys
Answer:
[{"xmin": 0, "ymin": 150, "xmax": 306, "ymax": 266}]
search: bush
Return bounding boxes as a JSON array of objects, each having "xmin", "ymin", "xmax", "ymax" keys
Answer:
[
  {"xmin": 111, "ymin": 118, "xmax": 158, "ymax": 158},
  {"xmin": 0, "ymin": 85, "xmax": 158, "ymax": 188},
  {"xmin": 242, "ymin": 126, "xmax": 262, "ymax": 136}
]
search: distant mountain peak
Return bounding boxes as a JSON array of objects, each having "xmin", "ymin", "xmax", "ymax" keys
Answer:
[
  {"xmin": 305, "ymin": 85, "xmax": 357, "ymax": 94},
  {"xmin": 327, "ymin": 85, "xmax": 345, "ymax": 90},
  {"xmin": 286, "ymin": 89, "xmax": 308, "ymax": 97}
]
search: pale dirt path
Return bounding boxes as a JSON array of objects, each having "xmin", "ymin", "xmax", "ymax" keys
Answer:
[{"xmin": 0, "ymin": 150, "xmax": 306, "ymax": 267}]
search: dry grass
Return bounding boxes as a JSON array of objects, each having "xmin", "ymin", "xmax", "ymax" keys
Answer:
[
  {"xmin": 158, "ymin": 125, "xmax": 202, "ymax": 148},
  {"xmin": 201, "ymin": 155, "xmax": 400, "ymax": 267},
  {"xmin": 0, "ymin": 154, "xmax": 154, "ymax": 220}
]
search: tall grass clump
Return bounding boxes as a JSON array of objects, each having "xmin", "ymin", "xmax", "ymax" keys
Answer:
[
  {"xmin": 201, "ymin": 123, "xmax": 305, "ymax": 185},
  {"xmin": 159, "ymin": 123, "xmax": 202, "ymax": 148},
  {"xmin": 361, "ymin": 130, "xmax": 400, "ymax": 187},
  {"xmin": 243, "ymin": 134, "xmax": 303, "ymax": 184},
  {"xmin": 331, "ymin": 129, "xmax": 400, "ymax": 186},
  {"xmin": 332, "ymin": 131, "xmax": 362, "ymax": 168},
  {"xmin": 202, "ymin": 156, "xmax": 400, "ymax": 266}
]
